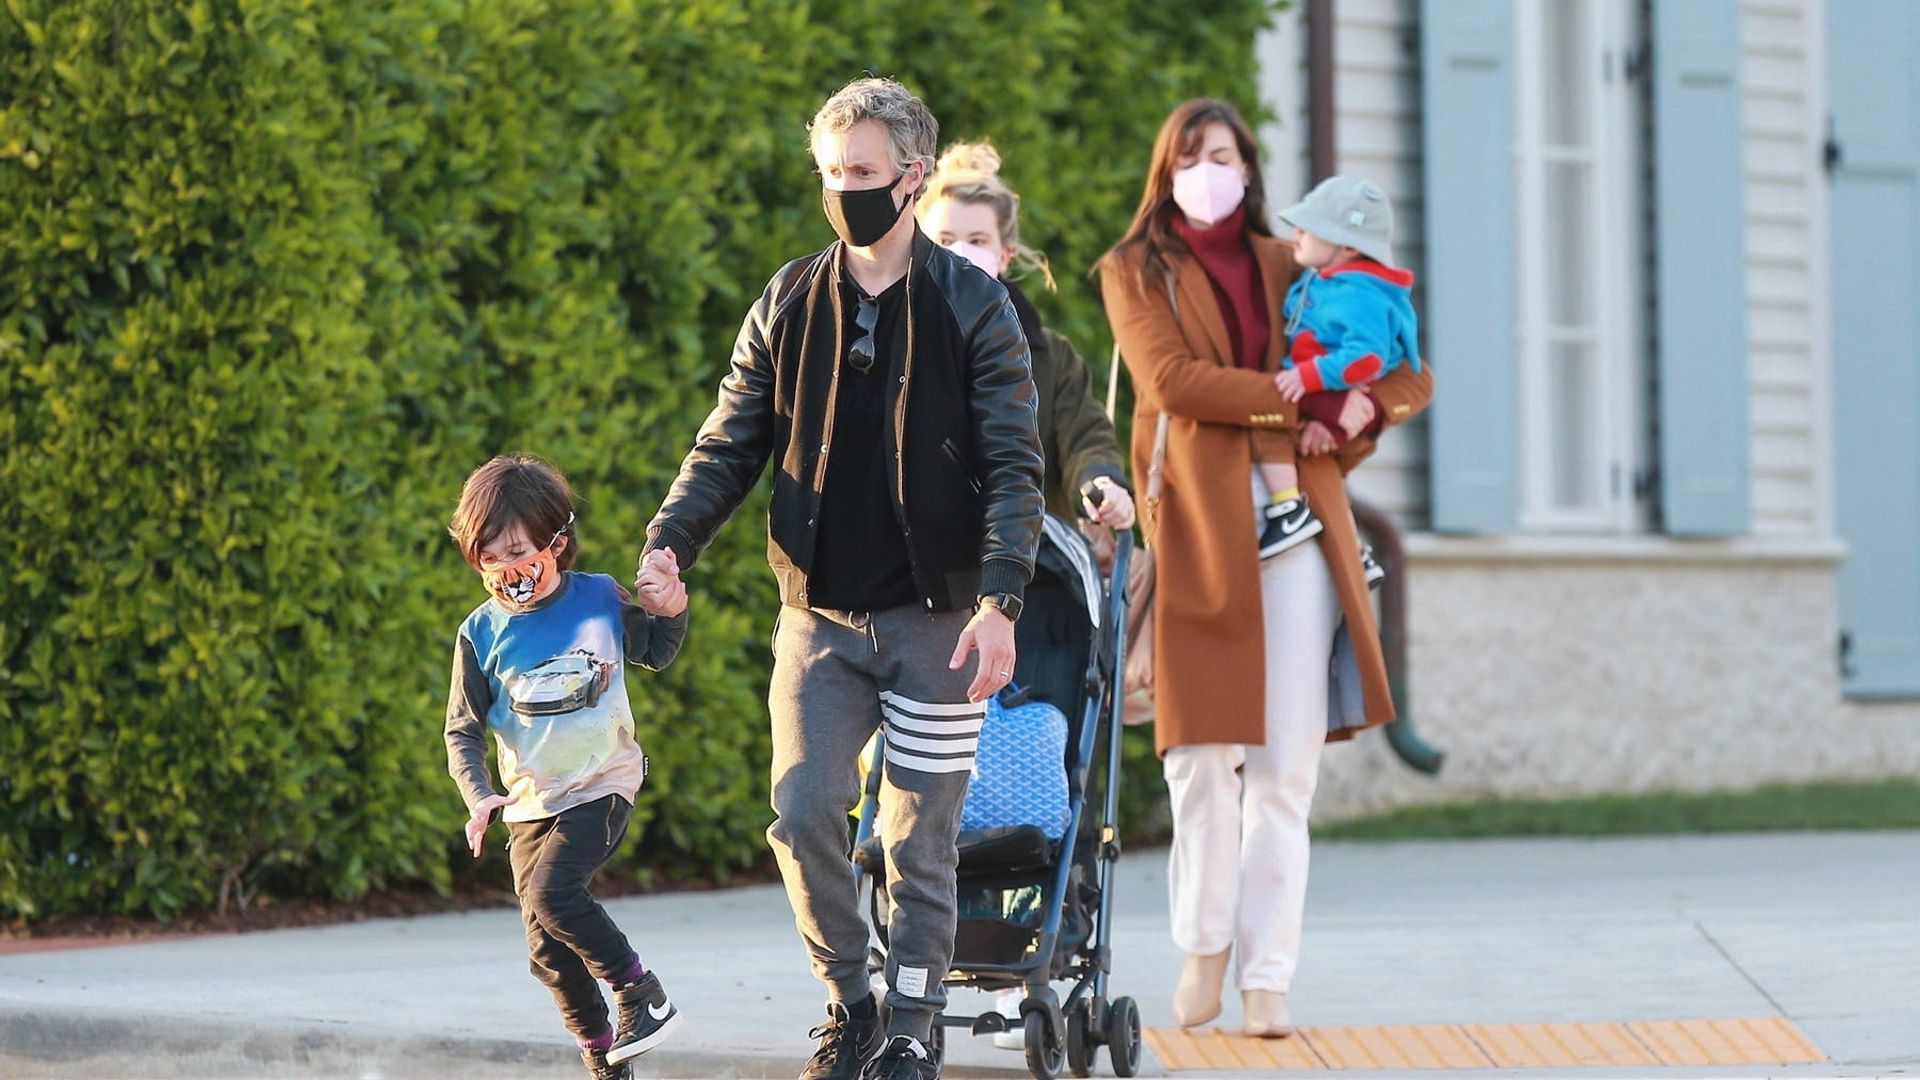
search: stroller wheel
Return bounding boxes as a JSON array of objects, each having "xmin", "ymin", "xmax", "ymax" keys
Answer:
[
  {"xmin": 1107, "ymin": 997, "xmax": 1143, "ymax": 1077},
  {"xmin": 1024, "ymin": 1010, "xmax": 1065, "ymax": 1080},
  {"xmin": 1065, "ymin": 1000, "xmax": 1095, "ymax": 1077}
]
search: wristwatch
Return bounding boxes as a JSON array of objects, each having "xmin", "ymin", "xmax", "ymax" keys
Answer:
[{"xmin": 979, "ymin": 592, "xmax": 1024, "ymax": 623}]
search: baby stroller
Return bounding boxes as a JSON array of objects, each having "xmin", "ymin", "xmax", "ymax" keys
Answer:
[{"xmin": 853, "ymin": 513, "xmax": 1142, "ymax": 1079}]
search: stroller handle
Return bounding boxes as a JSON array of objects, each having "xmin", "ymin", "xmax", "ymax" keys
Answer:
[{"xmin": 1105, "ymin": 529, "xmax": 1135, "ymax": 630}]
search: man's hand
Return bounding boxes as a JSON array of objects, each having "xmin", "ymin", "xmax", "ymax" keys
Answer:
[
  {"xmin": 1274, "ymin": 367, "xmax": 1307, "ymax": 403},
  {"xmin": 464, "ymin": 793, "xmax": 517, "ymax": 858},
  {"xmin": 633, "ymin": 548, "xmax": 688, "ymax": 618},
  {"xmin": 1299, "ymin": 419, "xmax": 1339, "ymax": 456},
  {"xmin": 950, "ymin": 604, "xmax": 1017, "ymax": 703},
  {"xmin": 1081, "ymin": 477, "xmax": 1136, "ymax": 530},
  {"xmin": 1337, "ymin": 389, "xmax": 1378, "ymax": 439}
]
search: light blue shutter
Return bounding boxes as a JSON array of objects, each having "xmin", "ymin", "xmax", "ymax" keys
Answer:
[
  {"xmin": 1422, "ymin": 0, "xmax": 1518, "ymax": 533},
  {"xmin": 1830, "ymin": 0, "xmax": 1920, "ymax": 697},
  {"xmin": 1651, "ymin": 0, "xmax": 1749, "ymax": 535}
]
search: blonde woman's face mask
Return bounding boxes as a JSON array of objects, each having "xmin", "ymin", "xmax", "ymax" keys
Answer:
[{"xmin": 921, "ymin": 197, "xmax": 1009, "ymax": 277}]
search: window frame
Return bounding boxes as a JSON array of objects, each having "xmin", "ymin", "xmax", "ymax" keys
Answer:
[{"xmin": 1512, "ymin": 0, "xmax": 1652, "ymax": 534}]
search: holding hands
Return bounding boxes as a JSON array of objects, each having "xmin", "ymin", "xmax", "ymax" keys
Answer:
[{"xmin": 633, "ymin": 548, "xmax": 689, "ymax": 618}]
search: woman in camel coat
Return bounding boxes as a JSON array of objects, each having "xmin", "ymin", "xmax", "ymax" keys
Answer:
[{"xmin": 1099, "ymin": 99, "xmax": 1433, "ymax": 1038}]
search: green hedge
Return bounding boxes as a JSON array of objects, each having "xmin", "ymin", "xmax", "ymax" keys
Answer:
[{"xmin": 0, "ymin": 0, "xmax": 1274, "ymax": 921}]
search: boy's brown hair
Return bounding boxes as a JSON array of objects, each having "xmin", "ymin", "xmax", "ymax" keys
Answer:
[{"xmin": 448, "ymin": 454, "xmax": 578, "ymax": 572}]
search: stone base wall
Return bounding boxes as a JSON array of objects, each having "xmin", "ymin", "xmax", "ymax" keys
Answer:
[{"xmin": 1313, "ymin": 541, "xmax": 1920, "ymax": 821}]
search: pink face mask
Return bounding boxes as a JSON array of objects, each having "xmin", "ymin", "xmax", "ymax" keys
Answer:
[
  {"xmin": 944, "ymin": 240, "xmax": 1005, "ymax": 278},
  {"xmin": 1172, "ymin": 161, "xmax": 1247, "ymax": 226}
]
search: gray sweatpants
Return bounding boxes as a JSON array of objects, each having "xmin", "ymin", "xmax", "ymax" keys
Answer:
[{"xmin": 767, "ymin": 603, "xmax": 982, "ymax": 1040}]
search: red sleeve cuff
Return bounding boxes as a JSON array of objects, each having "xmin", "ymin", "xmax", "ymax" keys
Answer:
[{"xmin": 1298, "ymin": 392, "xmax": 1351, "ymax": 445}]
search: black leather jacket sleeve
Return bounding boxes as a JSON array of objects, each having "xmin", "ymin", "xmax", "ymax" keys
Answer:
[
  {"xmin": 644, "ymin": 266, "xmax": 791, "ymax": 568},
  {"xmin": 962, "ymin": 288, "xmax": 1046, "ymax": 597}
]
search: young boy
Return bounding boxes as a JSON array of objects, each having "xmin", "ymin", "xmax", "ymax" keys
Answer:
[
  {"xmin": 1256, "ymin": 175, "xmax": 1421, "ymax": 584},
  {"xmin": 444, "ymin": 454, "xmax": 690, "ymax": 1080}
]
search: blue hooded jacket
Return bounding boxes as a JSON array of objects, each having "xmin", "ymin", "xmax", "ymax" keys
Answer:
[{"xmin": 1282, "ymin": 261, "xmax": 1422, "ymax": 393}]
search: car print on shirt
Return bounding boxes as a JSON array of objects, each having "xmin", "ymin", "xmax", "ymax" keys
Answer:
[{"xmin": 508, "ymin": 649, "xmax": 615, "ymax": 718}]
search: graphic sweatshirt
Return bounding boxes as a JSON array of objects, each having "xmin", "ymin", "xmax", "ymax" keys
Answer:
[{"xmin": 444, "ymin": 571, "xmax": 687, "ymax": 823}]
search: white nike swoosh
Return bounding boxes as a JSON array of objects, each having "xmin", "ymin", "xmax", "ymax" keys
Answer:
[{"xmin": 648, "ymin": 1000, "xmax": 672, "ymax": 1022}]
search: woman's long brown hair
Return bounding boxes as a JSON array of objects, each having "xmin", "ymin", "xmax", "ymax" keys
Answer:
[{"xmin": 1101, "ymin": 98, "xmax": 1273, "ymax": 289}]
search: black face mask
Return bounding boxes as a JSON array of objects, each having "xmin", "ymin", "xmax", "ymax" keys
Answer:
[{"xmin": 822, "ymin": 169, "xmax": 909, "ymax": 247}]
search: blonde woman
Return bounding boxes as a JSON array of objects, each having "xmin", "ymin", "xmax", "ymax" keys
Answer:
[{"xmin": 917, "ymin": 142, "xmax": 1136, "ymax": 533}]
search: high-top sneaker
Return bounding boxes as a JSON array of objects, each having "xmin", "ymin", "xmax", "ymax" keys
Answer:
[
  {"xmin": 1259, "ymin": 494, "xmax": 1324, "ymax": 559},
  {"xmin": 800, "ymin": 996, "xmax": 883, "ymax": 1080},
  {"xmin": 607, "ymin": 971, "xmax": 680, "ymax": 1063},
  {"xmin": 1360, "ymin": 544, "xmax": 1386, "ymax": 590}
]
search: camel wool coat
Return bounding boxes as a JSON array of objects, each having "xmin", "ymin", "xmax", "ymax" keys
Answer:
[{"xmin": 1100, "ymin": 235, "xmax": 1434, "ymax": 754}]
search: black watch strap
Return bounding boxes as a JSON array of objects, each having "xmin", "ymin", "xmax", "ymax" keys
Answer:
[{"xmin": 982, "ymin": 591, "xmax": 1024, "ymax": 622}]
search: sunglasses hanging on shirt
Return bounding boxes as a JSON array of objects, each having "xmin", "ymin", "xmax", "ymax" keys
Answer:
[{"xmin": 847, "ymin": 293, "xmax": 879, "ymax": 374}]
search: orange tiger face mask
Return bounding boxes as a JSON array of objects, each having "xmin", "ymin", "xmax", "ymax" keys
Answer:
[{"xmin": 481, "ymin": 515, "xmax": 571, "ymax": 606}]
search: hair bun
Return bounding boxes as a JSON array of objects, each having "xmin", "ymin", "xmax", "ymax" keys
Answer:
[{"xmin": 936, "ymin": 140, "xmax": 1002, "ymax": 179}]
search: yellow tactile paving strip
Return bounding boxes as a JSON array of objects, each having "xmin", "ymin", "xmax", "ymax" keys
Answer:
[
  {"xmin": 1465, "ymin": 1022, "xmax": 1657, "ymax": 1068},
  {"xmin": 1144, "ymin": 1017, "xmax": 1824, "ymax": 1071}
]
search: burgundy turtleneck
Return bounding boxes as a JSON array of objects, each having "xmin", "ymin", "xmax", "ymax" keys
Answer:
[{"xmin": 1171, "ymin": 204, "xmax": 1269, "ymax": 371}]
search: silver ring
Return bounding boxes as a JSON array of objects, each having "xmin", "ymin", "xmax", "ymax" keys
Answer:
[{"xmin": 999, "ymin": 670, "xmax": 1012, "ymax": 677}]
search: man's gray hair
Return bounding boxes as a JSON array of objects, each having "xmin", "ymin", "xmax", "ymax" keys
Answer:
[{"xmin": 808, "ymin": 77, "xmax": 939, "ymax": 175}]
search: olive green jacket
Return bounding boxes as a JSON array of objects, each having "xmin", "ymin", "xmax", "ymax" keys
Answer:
[{"xmin": 1033, "ymin": 326, "xmax": 1130, "ymax": 520}]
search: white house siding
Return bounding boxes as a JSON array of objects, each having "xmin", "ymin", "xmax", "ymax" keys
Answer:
[
  {"xmin": 1256, "ymin": 0, "xmax": 1428, "ymax": 528},
  {"xmin": 1742, "ymin": 0, "xmax": 1830, "ymax": 539}
]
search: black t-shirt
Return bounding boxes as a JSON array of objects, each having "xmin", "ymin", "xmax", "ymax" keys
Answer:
[{"xmin": 807, "ymin": 274, "xmax": 919, "ymax": 611}]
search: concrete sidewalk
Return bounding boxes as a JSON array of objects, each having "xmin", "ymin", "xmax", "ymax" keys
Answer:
[{"xmin": 3, "ymin": 831, "xmax": 1917, "ymax": 1078}]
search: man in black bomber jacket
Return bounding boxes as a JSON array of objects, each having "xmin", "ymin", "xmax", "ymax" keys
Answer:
[{"xmin": 636, "ymin": 78, "xmax": 1043, "ymax": 1080}]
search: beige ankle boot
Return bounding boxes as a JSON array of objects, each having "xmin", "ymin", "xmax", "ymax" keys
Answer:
[
  {"xmin": 1171, "ymin": 951, "xmax": 1231, "ymax": 1027},
  {"xmin": 1242, "ymin": 990, "xmax": 1295, "ymax": 1037}
]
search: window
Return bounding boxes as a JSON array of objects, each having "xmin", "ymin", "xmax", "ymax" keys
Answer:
[{"xmin": 1512, "ymin": 0, "xmax": 1651, "ymax": 532}]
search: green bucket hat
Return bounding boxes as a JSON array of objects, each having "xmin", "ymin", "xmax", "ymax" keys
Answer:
[{"xmin": 1277, "ymin": 174, "xmax": 1396, "ymax": 267}]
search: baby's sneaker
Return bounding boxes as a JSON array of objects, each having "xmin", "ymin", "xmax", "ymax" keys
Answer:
[
  {"xmin": 1259, "ymin": 494, "xmax": 1324, "ymax": 559},
  {"xmin": 1360, "ymin": 544, "xmax": 1386, "ymax": 590},
  {"xmin": 608, "ymin": 971, "xmax": 680, "ymax": 1063}
]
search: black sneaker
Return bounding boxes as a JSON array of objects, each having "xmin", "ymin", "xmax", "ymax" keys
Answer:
[
  {"xmin": 582, "ymin": 1046, "xmax": 633, "ymax": 1080},
  {"xmin": 1259, "ymin": 495, "xmax": 1324, "ymax": 559},
  {"xmin": 860, "ymin": 1035, "xmax": 938, "ymax": 1080},
  {"xmin": 608, "ymin": 971, "xmax": 680, "ymax": 1063},
  {"xmin": 800, "ymin": 997, "xmax": 883, "ymax": 1080},
  {"xmin": 1360, "ymin": 544, "xmax": 1386, "ymax": 590}
]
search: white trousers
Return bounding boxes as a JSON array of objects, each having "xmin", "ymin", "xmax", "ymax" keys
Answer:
[{"xmin": 1163, "ymin": 533, "xmax": 1340, "ymax": 993}]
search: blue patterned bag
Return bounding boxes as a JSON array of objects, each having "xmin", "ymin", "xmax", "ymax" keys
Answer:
[{"xmin": 961, "ymin": 689, "xmax": 1071, "ymax": 840}]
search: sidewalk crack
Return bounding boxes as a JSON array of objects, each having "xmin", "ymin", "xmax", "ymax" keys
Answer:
[{"xmin": 1694, "ymin": 919, "xmax": 1789, "ymax": 1017}]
